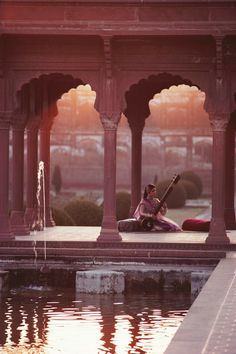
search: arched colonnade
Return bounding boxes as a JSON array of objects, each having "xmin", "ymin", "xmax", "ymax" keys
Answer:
[{"xmin": 0, "ymin": 35, "xmax": 235, "ymax": 245}]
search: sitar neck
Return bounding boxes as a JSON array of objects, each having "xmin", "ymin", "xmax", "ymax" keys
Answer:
[{"xmin": 155, "ymin": 174, "xmax": 180, "ymax": 214}]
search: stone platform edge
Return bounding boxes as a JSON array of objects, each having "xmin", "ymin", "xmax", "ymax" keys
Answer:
[{"xmin": 164, "ymin": 256, "xmax": 236, "ymax": 354}]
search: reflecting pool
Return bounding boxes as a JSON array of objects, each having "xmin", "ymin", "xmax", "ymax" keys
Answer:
[{"xmin": 0, "ymin": 287, "xmax": 191, "ymax": 354}]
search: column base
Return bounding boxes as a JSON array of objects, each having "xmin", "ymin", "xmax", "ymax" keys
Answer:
[
  {"xmin": 0, "ymin": 214, "xmax": 14, "ymax": 240},
  {"xmin": 24, "ymin": 207, "xmax": 36, "ymax": 229},
  {"xmin": 205, "ymin": 235, "xmax": 230, "ymax": 244},
  {"xmin": 205, "ymin": 217, "xmax": 230, "ymax": 244},
  {"xmin": 97, "ymin": 216, "xmax": 122, "ymax": 242},
  {"xmin": 97, "ymin": 228, "xmax": 122, "ymax": 242},
  {"xmin": 10, "ymin": 210, "xmax": 30, "ymax": 235},
  {"xmin": 45, "ymin": 208, "xmax": 56, "ymax": 227}
]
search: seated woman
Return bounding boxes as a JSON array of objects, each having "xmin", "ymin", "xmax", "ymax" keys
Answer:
[{"xmin": 133, "ymin": 183, "xmax": 182, "ymax": 232}]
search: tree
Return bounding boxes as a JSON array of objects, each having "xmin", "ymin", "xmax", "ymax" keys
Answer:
[{"xmin": 52, "ymin": 165, "xmax": 62, "ymax": 194}]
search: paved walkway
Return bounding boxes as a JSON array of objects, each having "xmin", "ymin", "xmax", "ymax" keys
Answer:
[{"xmin": 165, "ymin": 255, "xmax": 236, "ymax": 354}]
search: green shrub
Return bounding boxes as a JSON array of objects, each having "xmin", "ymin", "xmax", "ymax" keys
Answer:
[
  {"xmin": 179, "ymin": 180, "xmax": 199, "ymax": 199},
  {"xmin": 116, "ymin": 191, "xmax": 131, "ymax": 220},
  {"xmin": 156, "ymin": 179, "xmax": 186, "ymax": 208},
  {"xmin": 64, "ymin": 199, "xmax": 103, "ymax": 226},
  {"xmin": 52, "ymin": 207, "xmax": 76, "ymax": 226},
  {"xmin": 180, "ymin": 170, "xmax": 203, "ymax": 197}
]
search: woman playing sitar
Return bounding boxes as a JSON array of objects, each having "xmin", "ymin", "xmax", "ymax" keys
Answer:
[{"xmin": 133, "ymin": 178, "xmax": 182, "ymax": 232}]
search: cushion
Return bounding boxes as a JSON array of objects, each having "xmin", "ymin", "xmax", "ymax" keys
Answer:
[
  {"xmin": 182, "ymin": 218, "xmax": 210, "ymax": 232},
  {"xmin": 117, "ymin": 218, "xmax": 141, "ymax": 232}
]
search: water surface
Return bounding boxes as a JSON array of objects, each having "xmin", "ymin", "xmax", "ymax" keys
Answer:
[{"xmin": 0, "ymin": 287, "xmax": 191, "ymax": 354}]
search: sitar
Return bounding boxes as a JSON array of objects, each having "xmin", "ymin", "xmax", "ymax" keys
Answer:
[{"xmin": 141, "ymin": 174, "xmax": 181, "ymax": 231}]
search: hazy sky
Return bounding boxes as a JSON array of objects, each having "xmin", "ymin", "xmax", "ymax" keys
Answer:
[{"xmin": 54, "ymin": 84, "xmax": 209, "ymax": 132}]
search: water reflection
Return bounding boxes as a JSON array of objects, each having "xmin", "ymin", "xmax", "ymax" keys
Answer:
[{"xmin": 0, "ymin": 288, "xmax": 191, "ymax": 354}]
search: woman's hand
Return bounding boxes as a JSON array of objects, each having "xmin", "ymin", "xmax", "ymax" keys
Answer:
[{"xmin": 160, "ymin": 202, "xmax": 167, "ymax": 215}]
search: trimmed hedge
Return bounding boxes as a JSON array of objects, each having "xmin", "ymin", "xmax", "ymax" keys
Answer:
[
  {"xmin": 52, "ymin": 207, "xmax": 76, "ymax": 226},
  {"xmin": 156, "ymin": 179, "xmax": 186, "ymax": 208},
  {"xmin": 64, "ymin": 199, "xmax": 103, "ymax": 226},
  {"xmin": 52, "ymin": 165, "xmax": 62, "ymax": 194},
  {"xmin": 179, "ymin": 180, "xmax": 199, "ymax": 199},
  {"xmin": 180, "ymin": 170, "xmax": 203, "ymax": 197},
  {"xmin": 116, "ymin": 191, "xmax": 131, "ymax": 220}
]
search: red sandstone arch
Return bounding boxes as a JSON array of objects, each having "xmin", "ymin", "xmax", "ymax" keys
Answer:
[
  {"xmin": 124, "ymin": 73, "xmax": 194, "ymax": 127},
  {"xmin": 11, "ymin": 73, "xmax": 89, "ymax": 232},
  {"xmin": 123, "ymin": 73, "xmax": 205, "ymax": 215},
  {"xmin": 16, "ymin": 74, "xmax": 85, "ymax": 120}
]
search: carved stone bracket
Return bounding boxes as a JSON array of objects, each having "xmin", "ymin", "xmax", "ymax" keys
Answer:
[
  {"xmin": 100, "ymin": 112, "xmax": 121, "ymax": 131},
  {"xmin": 103, "ymin": 36, "xmax": 112, "ymax": 79},
  {"xmin": 215, "ymin": 36, "xmax": 224, "ymax": 81},
  {"xmin": 205, "ymin": 79, "xmax": 230, "ymax": 119}
]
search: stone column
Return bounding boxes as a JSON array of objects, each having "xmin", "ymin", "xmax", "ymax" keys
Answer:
[
  {"xmin": 129, "ymin": 126, "xmax": 143, "ymax": 216},
  {"xmin": 10, "ymin": 120, "xmax": 30, "ymax": 235},
  {"xmin": 206, "ymin": 118, "xmax": 230, "ymax": 244},
  {"xmin": 0, "ymin": 113, "xmax": 14, "ymax": 239},
  {"xmin": 97, "ymin": 114, "xmax": 122, "ymax": 242},
  {"xmin": 24, "ymin": 126, "xmax": 39, "ymax": 229},
  {"xmin": 224, "ymin": 120, "xmax": 236, "ymax": 229},
  {"xmin": 39, "ymin": 126, "xmax": 55, "ymax": 227}
]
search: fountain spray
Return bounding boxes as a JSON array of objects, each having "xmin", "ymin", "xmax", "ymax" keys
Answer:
[{"xmin": 33, "ymin": 161, "xmax": 49, "ymax": 273}]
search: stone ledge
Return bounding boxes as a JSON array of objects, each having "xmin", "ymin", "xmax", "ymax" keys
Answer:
[{"xmin": 76, "ymin": 270, "xmax": 125, "ymax": 294}]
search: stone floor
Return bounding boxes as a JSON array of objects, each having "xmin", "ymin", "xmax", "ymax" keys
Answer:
[{"xmin": 15, "ymin": 225, "xmax": 236, "ymax": 244}]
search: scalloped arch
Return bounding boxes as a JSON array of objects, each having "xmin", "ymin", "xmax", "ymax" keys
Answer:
[
  {"xmin": 124, "ymin": 73, "xmax": 196, "ymax": 129},
  {"xmin": 15, "ymin": 73, "xmax": 88, "ymax": 127}
]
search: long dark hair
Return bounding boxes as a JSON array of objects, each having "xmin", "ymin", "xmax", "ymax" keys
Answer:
[{"xmin": 143, "ymin": 183, "xmax": 156, "ymax": 199}]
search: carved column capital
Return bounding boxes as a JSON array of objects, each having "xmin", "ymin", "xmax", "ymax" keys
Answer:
[
  {"xmin": 210, "ymin": 118, "xmax": 228, "ymax": 132},
  {"xmin": 101, "ymin": 112, "xmax": 121, "ymax": 131},
  {"xmin": 12, "ymin": 112, "xmax": 27, "ymax": 130}
]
